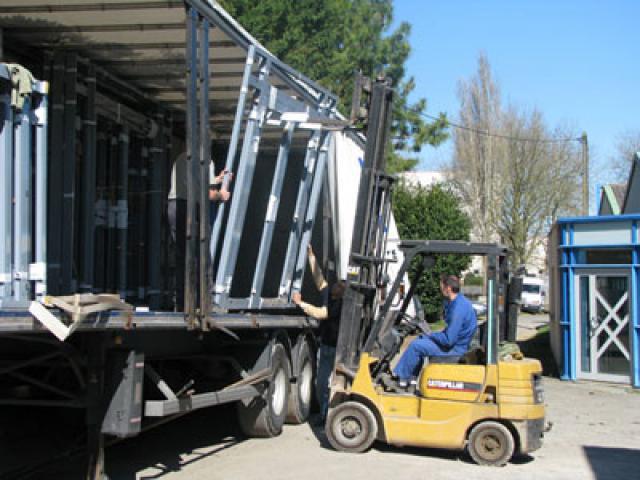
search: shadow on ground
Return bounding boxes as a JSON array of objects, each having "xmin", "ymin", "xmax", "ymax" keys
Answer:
[
  {"xmin": 518, "ymin": 327, "xmax": 559, "ymax": 377},
  {"xmin": 0, "ymin": 404, "xmax": 247, "ymax": 480},
  {"xmin": 583, "ymin": 446, "xmax": 640, "ymax": 480}
]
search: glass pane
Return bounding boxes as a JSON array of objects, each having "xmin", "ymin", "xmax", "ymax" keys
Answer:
[
  {"xmin": 579, "ymin": 276, "xmax": 590, "ymax": 373},
  {"xmin": 595, "ymin": 276, "xmax": 629, "ymax": 376},
  {"xmin": 584, "ymin": 249, "xmax": 632, "ymax": 265}
]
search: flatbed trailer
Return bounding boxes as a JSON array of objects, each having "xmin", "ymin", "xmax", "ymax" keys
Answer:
[{"xmin": 0, "ymin": 1, "xmax": 401, "ymax": 478}]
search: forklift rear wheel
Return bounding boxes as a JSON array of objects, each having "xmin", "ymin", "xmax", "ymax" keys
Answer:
[
  {"xmin": 237, "ymin": 343, "xmax": 291, "ymax": 437},
  {"xmin": 467, "ymin": 421, "xmax": 515, "ymax": 466},
  {"xmin": 286, "ymin": 337, "xmax": 314, "ymax": 424},
  {"xmin": 326, "ymin": 401, "xmax": 378, "ymax": 453}
]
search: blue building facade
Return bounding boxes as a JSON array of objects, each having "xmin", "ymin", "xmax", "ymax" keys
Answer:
[{"xmin": 549, "ymin": 215, "xmax": 640, "ymax": 388}]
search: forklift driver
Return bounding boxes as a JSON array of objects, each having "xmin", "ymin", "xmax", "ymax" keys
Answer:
[{"xmin": 393, "ymin": 274, "xmax": 477, "ymax": 387}]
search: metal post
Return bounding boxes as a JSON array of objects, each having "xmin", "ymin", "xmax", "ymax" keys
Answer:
[
  {"xmin": 213, "ymin": 60, "xmax": 270, "ymax": 307},
  {"xmin": 199, "ymin": 18, "xmax": 211, "ymax": 326},
  {"xmin": 291, "ymin": 131, "xmax": 330, "ymax": 292},
  {"xmin": 117, "ymin": 127, "xmax": 129, "ymax": 299},
  {"xmin": 13, "ymin": 96, "xmax": 32, "ymax": 303},
  {"xmin": 208, "ymin": 45, "xmax": 255, "ymax": 276},
  {"xmin": 32, "ymin": 81, "xmax": 49, "ymax": 300},
  {"xmin": 80, "ymin": 66, "xmax": 97, "ymax": 292},
  {"xmin": 61, "ymin": 53, "xmax": 78, "ymax": 294},
  {"xmin": 185, "ymin": 6, "xmax": 200, "ymax": 325},
  {"xmin": 0, "ymin": 65, "xmax": 13, "ymax": 301},
  {"xmin": 147, "ymin": 112, "xmax": 164, "ymax": 310},
  {"xmin": 581, "ymin": 132, "xmax": 589, "ymax": 216},
  {"xmin": 249, "ymin": 122, "xmax": 296, "ymax": 308},
  {"xmin": 278, "ymin": 130, "xmax": 322, "ymax": 299},
  {"xmin": 106, "ymin": 133, "xmax": 119, "ymax": 292},
  {"xmin": 85, "ymin": 334, "xmax": 106, "ymax": 480}
]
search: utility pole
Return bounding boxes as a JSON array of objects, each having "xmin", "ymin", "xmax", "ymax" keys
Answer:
[{"xmin": 581, "ymin": 132, "xmax": 589, "ymax": 216}]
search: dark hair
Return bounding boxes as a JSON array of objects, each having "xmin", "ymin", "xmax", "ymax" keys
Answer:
[{"xmin": 440, "ymin": 274, "xmax": 461, "ymax": 293}]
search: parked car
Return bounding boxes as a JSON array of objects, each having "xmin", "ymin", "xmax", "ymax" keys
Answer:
[{"xmin": 521, "ymin": 276, "xmax": 545, "ymax": 313}]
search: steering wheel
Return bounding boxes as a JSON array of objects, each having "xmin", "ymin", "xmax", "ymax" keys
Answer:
[{"xmin": 398, "ymin": 312, "xmax": 431, "ymax": 335}]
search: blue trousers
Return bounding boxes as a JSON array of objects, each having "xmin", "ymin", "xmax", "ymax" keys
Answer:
[
  {"xmin": 316, "ymin": 343, "xmax": 336, "ymax": 420},
  {"xmin": 393, "ymin": 336, "xmax": 450, "ymax": 381}
]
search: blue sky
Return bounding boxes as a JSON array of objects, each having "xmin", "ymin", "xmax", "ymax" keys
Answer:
[{"xmin": 391, "ymin": 0, "xmax": 639, "ymax": 188}]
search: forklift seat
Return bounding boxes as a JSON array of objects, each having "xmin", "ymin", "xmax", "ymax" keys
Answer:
[{"xmin": 428, "ymin": 355, "xmax": 461, "ymax": 364}]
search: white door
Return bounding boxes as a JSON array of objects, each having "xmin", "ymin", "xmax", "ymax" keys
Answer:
[{"xmin": 575, "ymin": 270, "xmax": 631, "ymax": 383}]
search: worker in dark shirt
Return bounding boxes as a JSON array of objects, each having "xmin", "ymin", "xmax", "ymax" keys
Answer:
[
  {"xmin": 292, "ymin": 246, "xmax": 345, "ymax": 425},
  {"xmin": 393, "ymin": 274, "xmax": 477, "ymax": 385}
]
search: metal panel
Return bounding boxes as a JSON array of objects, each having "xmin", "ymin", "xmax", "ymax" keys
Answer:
[
  {"xmin": 0, "ymin": 68, "xmax": 12, "ymax": 301},
  {"xmin": 213, "ymin": 60, "xmax": 271, "ymax": 306},
  {"xmin": 80, "ymin": 66, "xmax": 97, "ymax": 292},
  {"xmin": 61, "ymin": 53, "xmax": 78, "ymax": 294},
  {"xmin": 572, "ymin": 221, "xmax": 632, "ymax": 246},
  {"xmin": 248, "ymin": 122, "xmax": 295, "ymax": 308},
  {"xmin": 12, "ymin": 96, "xmax": 32, "ymax": 303}
]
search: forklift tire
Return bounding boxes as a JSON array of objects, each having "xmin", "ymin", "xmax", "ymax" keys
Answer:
[
  {"xmin": 286, "ymin": 337, "xmax": 314, "ymax": 424},
  {"xmin": 467, "ymin": 421, "xmax": 515, "ymax": 466},
  {"xmin": 326, "ymin": 401, "xmax": 378, "ymax": 453},
  {"xmin": 237, "ymin": 343, "xmax": 290, "ymax": 438}
]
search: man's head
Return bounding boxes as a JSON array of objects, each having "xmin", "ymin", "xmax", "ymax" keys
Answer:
[
  {"xmin": 439, "ymin": 274, "xmax": 460, "ymax": 300},
  {"xmin": 331, "ymin": 281, "xmax": 346, "ymax": 300}
]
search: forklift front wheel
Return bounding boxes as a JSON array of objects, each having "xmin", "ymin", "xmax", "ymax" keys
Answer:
[
  {"xmin": 467, "ymin": 421, "xmax": 515, "ymax": 466},
  {"xmin": 326, "ymin": 401, "xmax": 378, "ymax": 453}
]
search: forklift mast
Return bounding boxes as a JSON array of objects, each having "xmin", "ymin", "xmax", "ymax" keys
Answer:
[{"xmin": 334, "ymin": 76, "xmax": 395, "ymax": 373}]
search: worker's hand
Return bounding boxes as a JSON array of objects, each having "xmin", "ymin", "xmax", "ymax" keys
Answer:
[
  {"xmin": 292, "ymin": 292, "xmax": 302, "ymax": 305},
  {"xmin": 307, "ymin": 245, "xmax": 315, "ymax": 258},
  {"xmin": 218, "ymin": 187, "xmax": 230, "ymax": 202},
  {"xmin": 214, "ymin": 169, "xmax": 232, "ymax": 185}
]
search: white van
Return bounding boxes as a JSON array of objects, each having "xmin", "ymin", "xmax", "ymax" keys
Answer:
[{"xmin": 521, "ymin": 276, "xmax": 545, "ymax": 313}]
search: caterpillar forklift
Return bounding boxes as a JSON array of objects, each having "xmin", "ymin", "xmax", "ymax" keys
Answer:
[{"xmin": 328, "ymin": 79, "xmax": 546, "ymax": 466}]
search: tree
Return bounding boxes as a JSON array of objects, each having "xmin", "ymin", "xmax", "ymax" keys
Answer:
[
  {"xmin": 450, "ymin": 54, "xmax": 582, "ymax": 268},
  {"xmin": 218, "ymin": 0, "xmax": 448, "ymax": 173},
  {"xmin": 611, "ymin": 130, "xmax": 640, "ymax": 181},
  {"xmin": 393, "ymin": 181, "xmax": 471, "ymax": 321}
]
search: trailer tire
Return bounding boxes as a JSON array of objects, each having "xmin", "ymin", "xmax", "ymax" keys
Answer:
[
  {"xmin": 286, "ymin": 337, "xmax": 314, "ymax": 424},
  {"xmin": 467, "ymin": 421, "xmax": 515, "ymax": 466},
  {"xmin": 237, "ymin": 343, "xmax": 290, "ymax": 438},
  {"xmin": 326, "ymin": 401, "xmax": 378, "ymax": 453}
]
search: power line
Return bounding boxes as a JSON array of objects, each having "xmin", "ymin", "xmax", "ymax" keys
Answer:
[{"xmin": 421, "ymin": 111, "xmax": 581, "ymax": 144}]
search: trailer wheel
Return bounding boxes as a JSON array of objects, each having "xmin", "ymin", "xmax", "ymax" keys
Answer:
[
  {"xmin": 467, "ymin": 421, "xmax": 515, "ymax": 466},
  {"xmin": 326, "ymin": 401, "xmax": 378, "ymax": 453},
  {"xmin": 286, "ymin": 337, "xmax": 314, "ymax": 424},
  {"xmin": 237, "ymin": 343, "xmax": 290, "ymax": 438}
]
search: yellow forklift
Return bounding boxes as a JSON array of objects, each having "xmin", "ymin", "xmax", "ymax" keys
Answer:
[
  {"xmin": 328, "ymin": 77, "xmax": 545, "ymax": 465},
  {"xmin": 327, "ymin": 240, "xmax": 546, "ymax": 465}
]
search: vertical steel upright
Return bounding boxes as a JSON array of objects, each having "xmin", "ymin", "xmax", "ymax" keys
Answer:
[
  {"xmin": 248, "ymin": 122, "xmax": 296, "ymax": 308},
  {"xmin": 117, "ymin": 127, "xmax": 129, "ymax": 299},
  {"xmin": 80, "ymin": 65, "xmax": 97, "ymax": 293},
  {"xmin": 0, "ymin": 65, "xmax": 12, "ymax": 301},
  {"xmin": 291, "ymin": 131, "xmax": 330, "ymax": 292},
  {"xmin": 208, "ymin": 45, "xmax": 255, "ymax": 277},
  {"xmin": 12, "ymin": 95, "xmax": 32, "ymax": 303},
  {"xmin": 198, "ymin": 18, "xmax": 211, "ymax": 325},
  {"xmin": 184, "ymin": 6, "xmax": 200, "ymax": 325},
  {"xmin": 94, "ymin": 131, "xmax": 108, "ymax": 292},
  {"xmin": 278, "ymin": 130, "xmax": 322, "ymax": 299},
  {"xmin": 33, "ymin": 81, "xmax": 49, "ymax": 300}
]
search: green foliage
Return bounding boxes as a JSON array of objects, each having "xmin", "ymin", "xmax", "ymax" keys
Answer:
[
  {"xmin": 464, "ymin": 273, "xmax": 484, "ymax": 286},
  {"xmin": 218, "ymin": 0, "xmax": 448, "ymax": 172},
  {"xmin": 393, "ymin": 182, "xmax": 472, "ymax": 321}
]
